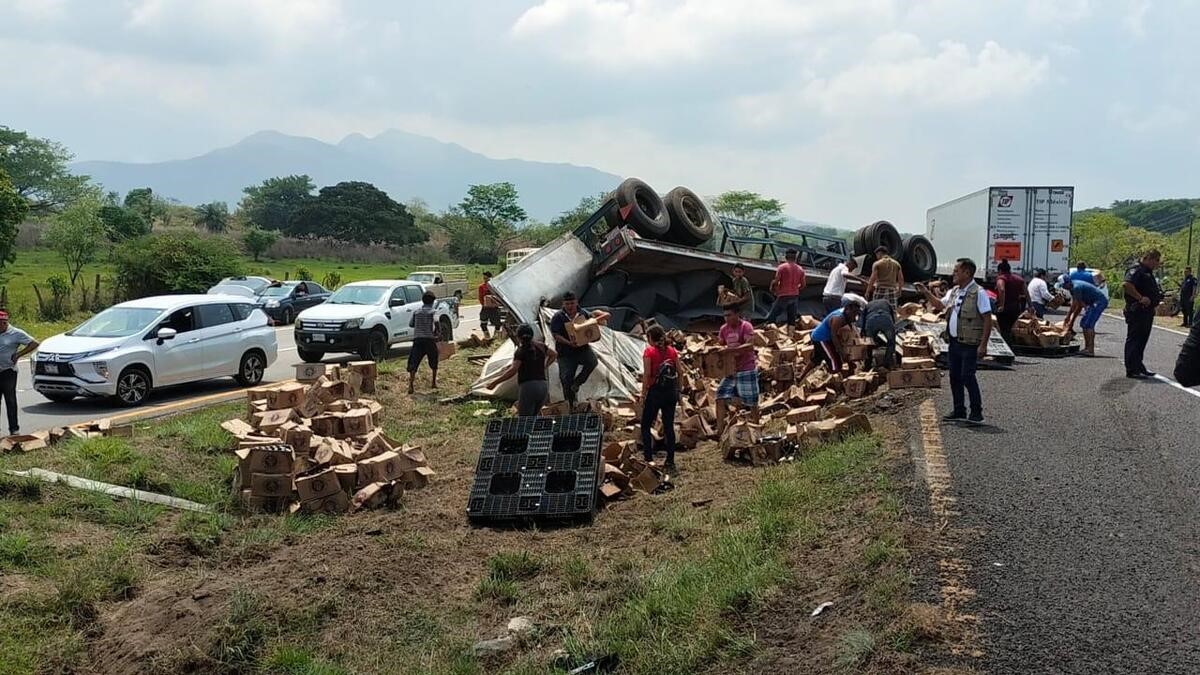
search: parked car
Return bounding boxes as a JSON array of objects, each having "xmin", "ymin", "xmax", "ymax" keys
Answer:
[
  {"xmin": 256, "ymin": 280, "xmax": 330, "ymax": 324},
  {"xmin": 33, "ymin": 295, "xmax": 278, "ymax": 407},
  {"xmin": 407, "ymin": 269, "xmax": 468, "ymax": 300},
  {"xmin": 294, "ymin": 280, "xmax": 459, "ymax": 362},
  {"xmin": 210, "ymin": 276, "xmax": 273, "ymax": 296}
]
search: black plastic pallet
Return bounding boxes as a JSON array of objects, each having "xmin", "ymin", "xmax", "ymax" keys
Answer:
[{"xmin": 468, "ymin": 414, "xmax": 604, "ymax": 522}]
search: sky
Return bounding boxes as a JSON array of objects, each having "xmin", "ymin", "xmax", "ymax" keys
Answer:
[{"xmin": 3, "ymin": 0, "xmax": 1197, "ymax": 229}]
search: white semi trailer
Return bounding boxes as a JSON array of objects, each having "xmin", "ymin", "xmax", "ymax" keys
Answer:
[{"xmin": 926, "ymin": 186, "xmax": 1074, "ymax": 280}]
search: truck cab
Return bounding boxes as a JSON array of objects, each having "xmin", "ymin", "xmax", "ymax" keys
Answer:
[
  {"xmin": 294, "ymin": 280, "xmax": 459, "ymax": 363},
  {"xmin": 407, "ymin": 269, "xmax": 468, "ymax": 301}
]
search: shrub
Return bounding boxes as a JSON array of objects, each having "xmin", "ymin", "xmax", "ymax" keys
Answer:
[
  {"xmin": 320, "ymin": 271, "xmax": 342, "ymax": 290},
  {"xmin": 295, "ymin": 266, "xmax": 312, "ymax": 281},
  {"xmin": 112, "ymin": 232, "xmax": 243, "ymax": 297}
]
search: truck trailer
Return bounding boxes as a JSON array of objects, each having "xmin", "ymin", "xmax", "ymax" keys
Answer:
[{"xmin": 926, "ymin": 186, "xmax": 1074, "ymax": 280}]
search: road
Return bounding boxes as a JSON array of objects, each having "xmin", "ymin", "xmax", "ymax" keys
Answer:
[
  {"xmin": 13, "ymin": 306, "xmax": 484, "ymax": 433},
  {"xmin": 930, "ymin": 311, "xmax": 1200, "ymax": 673}
]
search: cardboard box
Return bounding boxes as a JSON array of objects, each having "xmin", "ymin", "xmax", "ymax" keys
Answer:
[
  {"xmin": 701, "ymin": 350, "xmax": 737, "ymax": 379},
  {"xmin": 1, "ymin": 433, "xmax": 49, "ymax": 452},
  {"xmin": 358, "ymin": 450, "xmax": 403, "ymax": 485},
  {"xmin": 350, "ymin": 482, "xmax": 395, "ymax": 511},
  {"xmin": 268, "ymin": 382, "xmax": 306, "ymax": 410},
  {"xmin": 341, "ymin": 408, "xmax": 373, "ymax": 437},
  {"xmin": 333, "ymin": 464, "xmax": 358, "ymax": 494},
  {"xmin": 720, "ymin": 422, "xmax": 762, "ymax": 459},
  {"xmin": 283, "ymin": 426, "xmax": 313, "ymax": 456},
  {"xmin": 843, "ymin": 374, "xmax": 873, "ymax": 399},
  {"xmin": 785, "ymin": 405, "xmax": 822, "ymax": 424},
  {"xmin": 600, "ymin": 483, "xmax": 624, "ymax": 500},
  {"xmin": 295, "ymin": 363, "xmax": 331, "ymax": 383},
  {"xmin": 402, "ymin": 466, "xmax": 436, "ymax": 490},
  {"xmin": 239, "ymin": 489, "xmax": 289, "ymax": 514},
  {"xmin": 253, "ymin": 408, "xmax": 296, "ymax": 434},
  {"xmin": 310, "ymin": 414, "xmax": 344, "ymax": 438},
  {"xmin": 773, "ymin": 363, "xmax": 795, "ymax": 382},
  {"xmin": 901, "ymin": 357, "xmax": 936, "ymax": 370},
  {"xmin": 295, "ymin": 467, "xmax": 342, "ymax": 501},
  {"xmin": 296, "ymin": 490, "xmax": 350, "ymax": 515},
  {"xmin": 249, "ymin": 472, "xmax": 292, "ymax": 498},
  {"xmin": 242, "ymin": 445, "xmax": 295, "ymax": 474},
  {"xmin": 345, "ymin": 360, "xmax": 378, "ymax": 379},
  {"xmin": 603, "ymin": 440, "xmax": 635, "ymax": 464},
  {"xmin": 900, "ymin": 343, "xmax": 933, "ymax": 359},
  {"xmin": 887, "ymin": 368, "xmax": 941, "ymax": 388},
  {"xmin": 317, "ymin": 379, "xmax": 349, "ymax": 404},
  {"xmin": 566, "ymin": 317, "xmax": 602, "ymax": 346}
]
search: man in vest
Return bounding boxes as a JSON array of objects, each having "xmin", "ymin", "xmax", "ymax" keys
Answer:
[
  {"xmin": 917, "ymin": 258, "xmax": 993, "ymax": 425},
  {"xmin": 866, "ymin": 246, "xmax": 904, "ymax": 310}
]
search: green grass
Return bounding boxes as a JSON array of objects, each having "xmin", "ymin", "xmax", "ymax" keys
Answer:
[{"xmin": 486, "ymin": 551, "xmax": 543, "ymax": 582}]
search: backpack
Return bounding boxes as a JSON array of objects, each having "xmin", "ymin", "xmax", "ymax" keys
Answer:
[{"xmin": 652, "ymin": 348, "xmax": 678, "ymax": 393}]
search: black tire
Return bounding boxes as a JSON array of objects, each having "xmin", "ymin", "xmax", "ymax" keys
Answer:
[
  {"xmin": 298, "ymin": 347, "xmax": 324, "ymax": 364},
  {"xmin": 453, "ymin": 290, "xmax": 463, "ymax": 300},
  {"xmin": 662, "ymin": 187, "xmax": 714, "ymax": 246},
  {"xmin": 280, "ymin": 307, "xmax": 294, "ymax": 325},
  {"xmin": 235, "ymin": 350, "xmax": 267, "ymax": 386},
  {"xmin": 853, "ymin": 226, "xmax": 870, "ymax": 256},
  {"xmin": 439, "ymin": 317, "xmax": 454, "ymax": 342},
  {"xmin": 611, "ymin": 178, "xmax": 669, "ymax": 239},
  {"xmin": 112, "ymin": 366, "xmax": 152, "ymax": 408},
  {"xmin": 901, "ymin": 234, "xmax": 938, "ymax": 282},
  {"xmin": 359, "ymin": 328, "xmax": 388, "ymax": 362},
  {"xmin": 41, "ymin": 392, "xmax": 76, "ymax": 404}
]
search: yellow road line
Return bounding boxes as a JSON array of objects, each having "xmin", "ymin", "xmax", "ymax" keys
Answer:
[
  {"xmin": 916, "ymin": 398, "xmax": 984, "ymax": 659},
  {"xmin": 105, "ymin": 380, "xmax": 298, "ymax": 425}
]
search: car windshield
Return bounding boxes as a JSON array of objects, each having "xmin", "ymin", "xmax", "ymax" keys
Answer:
[
  {"xmin": 68, "ymin": 307, "xmax": 164, "ymax": 338},
  {"xmin": 327, "ymin": 286, "xmax": 388, "ymax": 305},
  {"xmin": 258, "ymin": 283, "xmax": 296, "ymax": 298},
  {"xmin": 408, "ymin": 273, "xmax": 435, "ymax": 283}
]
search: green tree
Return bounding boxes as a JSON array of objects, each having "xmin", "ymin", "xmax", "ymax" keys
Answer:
[
  {"xmin": 44, "ymin": 197, "xmax": 105, "ymax": 286},
  {"xmin": 437, "ymin": 211, "xmax": 497, "ymax": 263},
  {"xmin": 0, "ymin": 126, "xmax": 98, "ymax": 214},
  {"xmin": 240, "ymin": 175, "xmax": 315, "ymax": 232},
  {"xmin": 711, "ymin": 190, "xmax": 786, "ymax": 226},
  {"xmin": 112, "ymin": 232, "xmax": 243, "ymax": 297},
  {"xmin": 98, "ymin": 204, "xmax": 151, "ymax": 241},
  {"xmin": 459, "ymin": 182, "xmax": 527, "ymax": 234},
  {"xmin": 123, "ymin": 187, "xmax": 159, "ymax": 223},
  {"xmin": 290, "ymin": 181, "xmax": 426, "ymax": 246},
  {"xmin": 242, "ymin": 227, "xmax": 279, "ymax": 262},
  {"xmin": 0, "ymin": 168, "xmax": 27, "ymax": 277},
  {"xmin": 193, "ymin": 201, "xmax": 229, "ymax": 233}
]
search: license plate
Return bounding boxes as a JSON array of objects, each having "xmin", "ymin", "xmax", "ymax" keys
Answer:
[
  {"xmin": 311, "ymin": 334, "xmax": 326, "ymax": 342},
  {"xmin": 44, "ymin": 364, "xmax": 59, "ymax": 374}
]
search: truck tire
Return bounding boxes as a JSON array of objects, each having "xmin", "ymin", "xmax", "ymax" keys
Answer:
[
  {"xmin": 611, "ymin": 178, "xmax": 670, "ymax": 239},
  {"xmin": 298, "ymin": 347, "xmax": 324, "ymax": 363},
  {"xmin": 853, "ymin": 227, "xmax": 870, "ymax": 256},
  {"xmin": 901, "ymin": 235, "xmax": 938, "ymax": 282},
  {"xmin": 662, "ymin": 187, "xmax": 714, "ymax": 246},
  {"xmin": 359, "ymin": 328, "xmax": 388, "ymax": 362},
  {"xmin": 439, "ymin": 317, "xmax": 454, "ymax": 342}
]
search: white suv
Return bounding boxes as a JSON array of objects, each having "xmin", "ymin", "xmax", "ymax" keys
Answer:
[{"xmin": 33, "ymin": 295, "xmax": 278, "ymax": 407}]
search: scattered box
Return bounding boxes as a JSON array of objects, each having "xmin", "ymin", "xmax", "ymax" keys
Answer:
[
  {"xmin": 901, "ymin": 357, "xmax": 936, "ymax": 370},
  {"xmin": 887, "ymin": 368, "xmax": 941, "ymax": 388},
  {"xmin": 437, "ymin": 342, "xmax": 457, "ymax": 360},
  {"xmin": 295, "ymin": 467, "xmax": 342, "ymax": 502},
  {"xmin": 267, "ymin": 383, "xmax": 306, "ymax": 410},
  {"xmin": 566, "ymin": 317, "xmax": 602, "ymax": 346},
  {"xmin": 249, "ymin": 472, "xmax": 292, "ymax": 498},
  {"xmin": 786, "ymin": 405, "xmax": 822, "ymax": 424}
]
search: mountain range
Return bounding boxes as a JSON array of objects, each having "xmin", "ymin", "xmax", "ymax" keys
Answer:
[{"xmin": 72, "ymin": 130, "xmax": 623, "ymax": 222}]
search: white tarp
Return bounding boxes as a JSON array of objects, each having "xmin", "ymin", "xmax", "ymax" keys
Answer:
[{"xmin": 469, "ymin": 308, "xmax": 645, "ymax": 403}]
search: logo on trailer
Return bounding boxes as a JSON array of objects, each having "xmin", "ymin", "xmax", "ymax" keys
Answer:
[{"xmin": 998, "ymin": 195, "xmax": 1013, "ymax": 208}]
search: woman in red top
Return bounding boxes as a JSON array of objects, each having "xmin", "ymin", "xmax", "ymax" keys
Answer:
[{"xmin": 640, "ymin": 325, "xmax": 680, "ymax": 470}]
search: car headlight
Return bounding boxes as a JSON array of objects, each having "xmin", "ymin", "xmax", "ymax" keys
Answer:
[
  {"xmin": 265, "ymin": 300, "xmax": 280, "ymax": 308},
  {"xmin": 343, "ymin": 318, "xmax": 363, "ymax": 330},
  {"xmin": 93, "ymin": 361, "xmax": 110, "ymax": 378}
]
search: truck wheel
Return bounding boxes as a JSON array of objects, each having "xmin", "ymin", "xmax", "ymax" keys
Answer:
[
  {"xmin": 454, "ymin": 290, "xmax": 463, "ymax": 300},
  {"xmin": 112, "ymin": 366, "xmax": 152, "ymax": 407},
  {"xmin": 662, "ymin": 187, "xmax": 714, "ymax": 246},
  {"xmin": 612, "ymin": 178, "xmax": 669, "ymax": 239},
  {"xmin": 359, "ymin": 328, "xmax": 388, "ymax": 362},
  {"xmin": 235, "ymin": 350, "xmax": 267, "ymax": 386},
  {"xmin": 901, "ymin": 235, "xmax": 938, "ymax": 282},
  {"xmin": 280, "ymin": 307, "xmax": 294, "ymax": 325},
  {"xmin": 298, "ymin": 347, "xmax": 324, "ymax": 364},
  {"xmin": 859, "ymin": 220, "xmax": 902, "ymax": 259},
  {"xmin": 439, "ymin": 317, "xmax": 454, "ymax": 342}
]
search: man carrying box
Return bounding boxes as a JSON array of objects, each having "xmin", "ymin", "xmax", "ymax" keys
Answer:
[
  {"xmin": 549, "ymin": 292, "xmax": 610, "ymax": 410},
  {"xmin": 715, "ymin": 305, "xmax": 760, "ymax": 435},
  {"xmin": 1060, "ymin": 276, "xmax": 1107, "ymax": 357},
  {"xmin": 798, "ymin": 298, "xmax": 860, "ymax": 382}
]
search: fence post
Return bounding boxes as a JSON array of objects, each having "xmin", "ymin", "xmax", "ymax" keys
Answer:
[{"xmin": 0, "ymin": 286, "xmax": 7, "ymax": 310}]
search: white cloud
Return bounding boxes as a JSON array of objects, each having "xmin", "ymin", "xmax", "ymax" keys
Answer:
[
  {"xmin": 1123, "ymin": 0, "xmax": 1151, "ymax": 38},
  {"xmin": 123, "ymin": 0, "xmax": 346, "ymax": 55},
  {"xmin": 1025, "ymin": 0, "xmax": 1091, "ymax": 24}
]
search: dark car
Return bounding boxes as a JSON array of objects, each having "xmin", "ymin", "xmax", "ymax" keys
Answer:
[{"xmin": 256, "ymin": 281, "xmax": 330, "ymax": 324}]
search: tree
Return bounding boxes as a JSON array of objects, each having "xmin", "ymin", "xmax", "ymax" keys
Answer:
[
  {"xmin": 121, "ymin": 187, "xmax": 170, "ymax": 225},
  {"xmin": 0, "ymin": 168, "xmax": 27, "ymax": 277},
  {"xmin": 242, "ymin": 227, "xmax": 279, "ymax": 262},
  {"xmin": 711, "ymin": 190, "xmax": 786, "ymax": 226},
  {"xmin": 240, "ymin": 175, "xmax": 315, "ymax": 232},
  {"xmin": 193, "ymin": 201, "xmax": 229, "ymax": 233},
  {"xmin": 290, "ymin": 181, "xmax": 426, "ymax": 246},
  {"xmin": 459, "ymin": 182, "xmax": 527, "ymax": 234},
  {"xmin": 44, "ymin": 197, "xmax": 105, "ymax": 286},
  {"xmin": 98, "ymin": 204, "xmax": 151, "ymax": 241},
  {"xmin": 0, "ymin": 126, "xmax": 98, "ymax": 214},
  {"xmin": 438, "ymin": 211, "xmax": 499, "ymax": 263},
  {"xmin": 112, "ymin": 232, "xmax": 243, "ymax": 297}
]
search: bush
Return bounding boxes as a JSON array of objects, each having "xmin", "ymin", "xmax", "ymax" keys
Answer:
[
  {"xmin": 112, "ymin": 232, "xmax": 243, "ymax": 298},
  {"xmin": 295, "ymin": 266, "xmax": 312, "ymax": 281},
  {"xmin": 320, "ymin": 271, "xmax": 342, "ymax": 290},
  {"xmin": 36, "ymin": 274, "xmax": 71, "ymax": 321}
]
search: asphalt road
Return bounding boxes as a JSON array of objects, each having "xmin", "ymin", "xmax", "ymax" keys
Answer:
[
  {"xmin": 12, "ymin": 306, "xmax": 484, "ymax": 433},
  {"xmin": 934, "ymin": 311, "xmax": 1200, "ymax": 673}
]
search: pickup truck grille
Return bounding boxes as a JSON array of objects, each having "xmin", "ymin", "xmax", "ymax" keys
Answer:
[{"xmin": 299, "ymin": 320, "xmax": 343, "ymax": 331}]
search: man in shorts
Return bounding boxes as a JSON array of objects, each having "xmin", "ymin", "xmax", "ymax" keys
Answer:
[
  {"xmin": 798, "ymin": 299, "xmax": 860, "ymax": 382},
  {"xmin": 715, "ymin": 306, "xmax": 760, "ymax": 435},
  {"xmin": 1061, "ymin": 277, "xmax": 1108, "ymax": 357},
  {"xmin": 478, "ymin": 271, "xmax": 502, "ymax": 338},
  {"xmin": 407, "ymin": 291, "xmax": 440, "ymax": 393}
]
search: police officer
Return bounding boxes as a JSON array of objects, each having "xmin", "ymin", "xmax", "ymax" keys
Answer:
[{"xmin": 1122, "ymin": 250, "xmax": 1163, "ymax": 379}]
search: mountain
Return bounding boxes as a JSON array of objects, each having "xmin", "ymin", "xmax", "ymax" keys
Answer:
[{"xmin": 72, "ymin": 130, "xmax": 623, "ymax": 221}]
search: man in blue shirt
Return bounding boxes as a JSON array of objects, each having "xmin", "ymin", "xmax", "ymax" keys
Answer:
[
  {"xmin": 1061, "ymin": 278, "xmax": 1108, "ymax": 356},
  {"xmin": 549, "ymin": 292, "xmax": 610, "ymax": 410},
  {"xmin": 1069, "ymin": 262, "xmax": 1095, "ymax": 285},
  {"xmin": 1179, "ymin": 266, "xmax": 1196, "ymax": 327}
]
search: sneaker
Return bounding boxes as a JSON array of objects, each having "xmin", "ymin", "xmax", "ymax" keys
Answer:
[
  {"xmin": 1127, "ymin": 372, "xmax": 1148, "ymax": 379},
  {"xmin": 966, "ymin": 413, "xmax": 984, "ymax": 426},
  {"xmin": 1141, "ymin": 370, "xmax": 1157, "ymax": 377},
  {"xmin": 942, "ymin": 411, "xmax": 967, "ymax": 423}
]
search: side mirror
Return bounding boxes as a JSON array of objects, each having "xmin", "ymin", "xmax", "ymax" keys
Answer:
[{"xmin": 156, "ymin": 327, "xmax": 177, "ymax": 343}]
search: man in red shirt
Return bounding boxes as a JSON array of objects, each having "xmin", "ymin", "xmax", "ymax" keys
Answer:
[
  {"xmin": 478, "ymin": 271, "xmax": 502, "ymax": 338},
  {"xmin": 767, "ymin": 249, "xmax": 806, "ymax": 335}
]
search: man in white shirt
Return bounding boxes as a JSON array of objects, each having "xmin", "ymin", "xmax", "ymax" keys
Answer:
[
  {"xmin": 1028, "ymin": 269, "xmax": 1054, "ymax": 318},
  {"xmin": 821, "ymin": 258, "xmax": 859, "ymax": 316},
  {"xmin": 917, "ymin": 258, "xmax": 993, "ymax": 425}
]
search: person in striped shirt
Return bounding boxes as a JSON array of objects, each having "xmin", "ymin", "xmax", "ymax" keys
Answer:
[{"xmin": 407, "ymin": 291, "xmax": 440, "ymax": 394}]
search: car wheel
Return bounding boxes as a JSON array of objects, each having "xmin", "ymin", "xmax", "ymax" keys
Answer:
[
  {"xmin": 454, "ymin": 290, "xmax": 463, "ymax": 300},
  {"xmin": 359, "ymin": 328, "xmax": 388, "ymax": 362},
  {"xmin": 113, "ymin": 367, "xmax": 151, "ymax": 407},
  {"xmin": 235, "ymin": 350, "xmax": 266, "ymax": 386},
  {"xmin": 298, "ymin": 347, "xmax": 324, "ymax": 364},
  {"xmin": 439, "ymin": 317, "xmax": 454, "ymax": 342},
  {"xmin": 281, "ymin": 307, "xmax": 294, "ymax": 325},
  {"xmin": 41, "ymin": 393, "xmax": 76, "ymax": 404}
]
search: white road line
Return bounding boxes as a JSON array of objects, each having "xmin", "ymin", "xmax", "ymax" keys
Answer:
[
  {"xmin": 1100, "ymin": 313, "xmax": 1191, "ymax": 337},
  {"xmin": 1153, "ymin": 374, "xmax": 1200, "ymax": 399}
]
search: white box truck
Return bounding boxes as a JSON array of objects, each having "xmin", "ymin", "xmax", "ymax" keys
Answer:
[{"xmin": 926, "ymin": 186, "xmax": 1074, "ymax": 280}]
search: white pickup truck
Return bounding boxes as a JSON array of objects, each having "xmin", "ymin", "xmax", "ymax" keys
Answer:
[{"xmin": 293, "ymin": 280, "xmax": 459, "ymax": 362}]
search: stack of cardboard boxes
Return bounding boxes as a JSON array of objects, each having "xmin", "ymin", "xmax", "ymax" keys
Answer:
[
  {"xmin": 224, "ymin": 367, "xmax": 434, "ymax": 515},
  {"xmin": 0, "ymin": 417, "xmax": 133, "ymax": 453},
  {"xmin": 1012, "ymin": 317, "xmax": 1072, "ymax": 348}
]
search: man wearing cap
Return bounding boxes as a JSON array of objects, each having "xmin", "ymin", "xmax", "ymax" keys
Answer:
[{"xmin": 0, "ymin": 311, "xmax": 37, "ymax": 436}]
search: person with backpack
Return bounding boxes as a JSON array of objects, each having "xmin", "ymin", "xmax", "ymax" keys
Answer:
[
  {"xmin": 486, "ymin": 323, "xmax": 557, "ymax": 416},
  {"xmin": 639, "ymin": 325, "xmax": 679, "ymax": 471}
]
